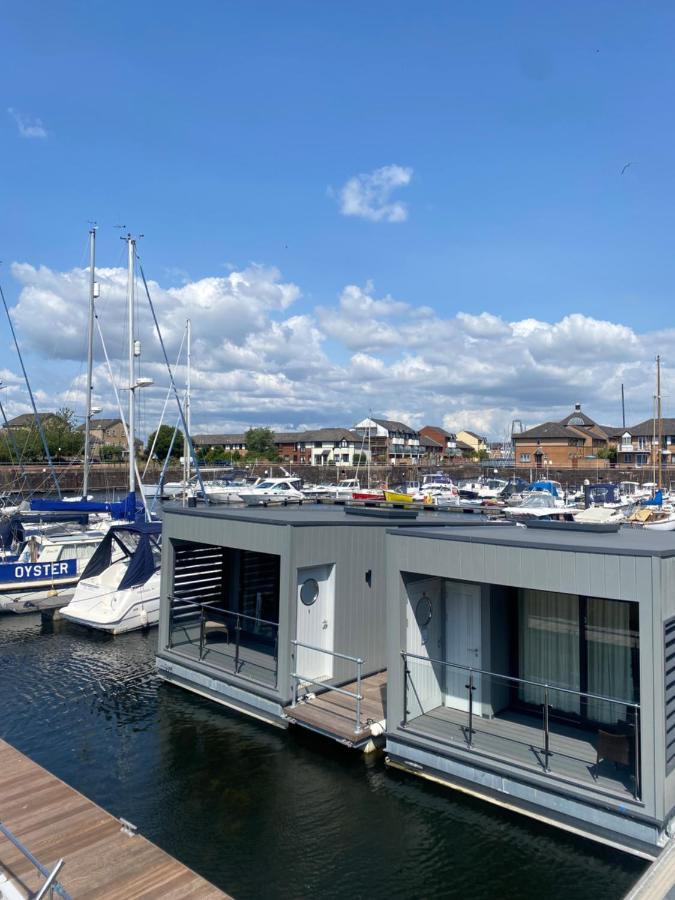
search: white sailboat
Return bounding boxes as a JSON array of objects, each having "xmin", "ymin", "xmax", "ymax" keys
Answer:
[{"xmin": 60, "ymin": 234, "xmax": 162, "ymax": 633}]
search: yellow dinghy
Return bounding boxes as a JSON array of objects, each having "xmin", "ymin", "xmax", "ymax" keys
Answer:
[{"xmin": 384, "ymin": 490, "xmax": 413, "ymax": 504}]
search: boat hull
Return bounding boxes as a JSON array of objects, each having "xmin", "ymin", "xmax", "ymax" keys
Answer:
[{"xmin": 383, "ymin": 491, "xmax": 413, "ymax": 504}]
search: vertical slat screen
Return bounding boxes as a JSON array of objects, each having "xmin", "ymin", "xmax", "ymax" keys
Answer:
[{"xmin": 665, "ymin": 616, "xmax": 675, "ymax": 774}]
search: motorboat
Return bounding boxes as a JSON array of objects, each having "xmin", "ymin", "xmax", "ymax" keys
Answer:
[
  {"xmin": 324, "ymin": 478, "xmax": 361, "ymax": 501},
  {"xmin": 238, "ymin": 477, "xmax": 305, "ymax": 505},
  {"xmin": 0, "ymin": 528, "xmax": 106, "ymax": 613},
  {"xmin": 197, "ymin": 478, "xmax": 259, "ymax": 504},
  {"xmin": 412, "ymin": 485, "xmax": 460, "ymax": 508},
  {"xmin": 59, "ymin": 522, "xmax": 162, "ymax": 633},
  {"xmin": 383, "ymin": 489, "xmax": 414, "ymax": 504},
  {"xmin": 504, "ymin": 491, "xmax": 563, "ymax": 519},
  {"xmin": 302, "ymin": 483, "xmax": 337, "ymax": 499}
]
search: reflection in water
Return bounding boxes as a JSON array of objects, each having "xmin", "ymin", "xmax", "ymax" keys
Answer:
[{"xmin": 0, "ymin": 615, "xmax": 644, "ymax": 899}]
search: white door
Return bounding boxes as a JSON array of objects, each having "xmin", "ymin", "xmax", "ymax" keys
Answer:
[
  {"xmin": 405, "ymin": 577, "xmax": 443, "ymax": 718},
  {"xmin": 444, "ymin": 580, "xmax": 482, "ymax": 714},
  {"xmin": 296, "ymin": 564, "xmax": 335, "ymax": 683}
]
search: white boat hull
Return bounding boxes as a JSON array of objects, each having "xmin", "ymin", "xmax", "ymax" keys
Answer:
[{"xmin": 60, "ymin": 572, "xmax": 161, "ymax": 635}]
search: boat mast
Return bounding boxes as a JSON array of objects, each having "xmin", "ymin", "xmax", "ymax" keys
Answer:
[
  {"xmin": 126, "ymin": 234, "xmax": 137, "ymax": 495},
  {"xmin": 83, "ymin": 225, "xmax": 97, "ymax": 498},
  {"xmin": 657, "ymin": 354, "xmax": 663, "ymax": 491},
  {"xmin": 183, "ymin": 318, "xmax": 191, "ymax": 497}
]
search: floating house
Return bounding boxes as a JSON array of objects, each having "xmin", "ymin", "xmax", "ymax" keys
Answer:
[
  {"xmin": 384, "ymin": 521, "xmax": 675, "ymax": 857},
  {"xmin": 156, "ymin": 504, "xmax": 495, "ymax": 749}
]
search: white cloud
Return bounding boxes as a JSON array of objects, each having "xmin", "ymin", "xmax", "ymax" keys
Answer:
[
  {"xmin": 338, "ymin": 164, "xmax": 413, "ymax": 222},
  {"xmin": 5, "ymin": 261, "xmax": 671, "ymax": 439},
  {"xmin": 7, "ymin": 108, "xmax": 47, "ymax": 139}
]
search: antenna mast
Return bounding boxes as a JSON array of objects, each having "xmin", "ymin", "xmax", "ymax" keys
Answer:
[{"xmin": 657, "ymin": 355, "xmax": 663, "ymax": 490}]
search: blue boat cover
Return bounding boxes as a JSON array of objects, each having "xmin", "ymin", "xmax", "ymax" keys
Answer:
[
  {"xmin": 0, "ymin": 515, "xmax": 24, "ymax": 549},
  {"xmin": 29, "ymin": 491, "xmax": 141, "ymax": 521},
  {"xmin": 529, "ymin": 480, "xmax": 559, "ymax": 497},
  {"xmin": 79, "ymin": 520, "xmax": 161, "ymax": 587},
  {"xmin": 584, "ymin": 483, "xmax": 620, "ymax": 505},
  {"xmin": 642, "ymin": 490, "xmax": 663, "ymax": 507}
]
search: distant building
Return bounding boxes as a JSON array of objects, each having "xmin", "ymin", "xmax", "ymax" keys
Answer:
[
  {"xmin": 611, "ymin": 419, "xmax": 675, "ymax": 469},
  {"xmin": 4, "ymin": 412, "xmax": 60, "ymax": 429},
  {"xmin": 456, "ymin": 430, "xmax": 488, "ymax": 454},
  {"xmin": 192, "ymin": 433, "xmax": 248, "ymax": 456},
  {"xmin": 512, "ymin": 404, "xmax": 615, "ymax": 469},
  {"xmin": 274, "ymin": 428, "xmax": 367, "ymax": 466},
  {"xmin": 354, "ymin": 418, "xmax": 422, "ymax": 465},
  {"xmin": 76, "ymin": 417, "xmax": 127, "ymax": 457}
]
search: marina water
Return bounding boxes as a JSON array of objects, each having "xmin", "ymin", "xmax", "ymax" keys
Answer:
[{"xmin": 0, "ymin": 615, "xmax": 645, "ymax": 899}]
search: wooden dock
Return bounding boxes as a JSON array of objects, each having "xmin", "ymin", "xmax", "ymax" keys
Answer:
[
  {"xmin": 624, "ymin": 839, "xmax": 675, "ymax": 899},
  {"xmin": 0, "ymin": 739, "xmax": 229, "ymax": 899},
  {"xmin": 284, "ymin": 671, "xmax": 387, "ymax": 749}
]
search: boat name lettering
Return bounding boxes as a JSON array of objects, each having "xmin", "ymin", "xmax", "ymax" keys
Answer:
[{"xmin": 8, "ymin": 560, "xmax": 77, "ymax": 580}]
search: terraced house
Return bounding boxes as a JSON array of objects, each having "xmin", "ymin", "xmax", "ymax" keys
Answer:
[{"xmin": 512, "ymin": 404, "xmax": 615, "ymax": 469}]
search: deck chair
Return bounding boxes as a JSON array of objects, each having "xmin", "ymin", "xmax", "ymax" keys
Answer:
[{"xmin": 595, "ymin": 729, "xmax": 630, "ymax": 777}]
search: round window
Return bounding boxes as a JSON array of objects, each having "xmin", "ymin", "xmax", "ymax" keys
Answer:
[
  {"xmin": 300, "ymin": 577, "xmax": 320, "ymax": 606},
  {"xmin": 415, "ymin": 593, "xmax": 432, "ymax": 627}
]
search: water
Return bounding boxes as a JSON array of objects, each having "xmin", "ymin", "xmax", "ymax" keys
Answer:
[{"xmin": 0, "ymin": 616, "xmax": 645, "ymax": 899}]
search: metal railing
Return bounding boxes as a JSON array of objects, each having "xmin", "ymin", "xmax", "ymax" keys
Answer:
[
  {"xmin": 0, "ymin": 822, "xmax": 70, "ymax": 899},
  {"xmin": 401, "ymin": 650, "xmax": 641, "ymax": 800},
  {"xmin": 291, "ymin": 640, "xmax": 364, "ymax": 735},
  {"xmin": 168, "ymin": 599, "xmax": 279, "ymax": 687}
]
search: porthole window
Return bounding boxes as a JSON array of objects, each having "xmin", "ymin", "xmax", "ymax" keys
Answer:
[
  {"xmin": 415, "ymin": 592, "xmax": 432, "ymax": 627},
  {"xmin": 300, "ymin": 577, "xmax": 320, "ymax": 606}
]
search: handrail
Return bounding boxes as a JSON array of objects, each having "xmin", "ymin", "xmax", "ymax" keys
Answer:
[
  {"xmin": 171, "ymin": 598, "xmax": 279, "ymax": 629},
  {"xmin": 291, "ymin": 639, "xmax": 363, "ymax": 665},
  {"xmin": 401, "ymin": 650, "xmax": 639, "ymax": 709},
  {"xmin": 0, "ymin": 822, "xmax": 70, "ymax": 899},
  {"xmin": 401, "ymin": 650, "xmax": 641, "ymax": 799},
  {"xmin": 291, "ymin": 641, "xmax": 365, "ymax": 735}
]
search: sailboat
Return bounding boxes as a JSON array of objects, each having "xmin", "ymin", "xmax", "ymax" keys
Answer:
[{"xmin": 60, "ymin": 233, "xmax": 163, "ymax": 633}]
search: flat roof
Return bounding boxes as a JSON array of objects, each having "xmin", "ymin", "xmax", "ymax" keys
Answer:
[
  {"xmin": 389, "ymin": 523, "xmax": 675, "ymax": 558},
  {"xmin": 162, "ymin": 503, "xmax": 508, "ymax": 529}
]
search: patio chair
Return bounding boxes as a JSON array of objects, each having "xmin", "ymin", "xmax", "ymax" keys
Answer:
[
  {"xmin": 203, "ymin": 618, "xmax": 230, "ymax": 643},
  {"xmin": 595, "ymin": 729, "xmax": 630, "ymax": 777}
]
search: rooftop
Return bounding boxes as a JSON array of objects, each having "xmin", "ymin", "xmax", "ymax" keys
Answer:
[
  {"xmin": 390, "ymin": 522, "xmax": 675, "ymax": 558},
  {"xmin": 163, "ymin": 503, "xmax": 504, "ymax": 529}
]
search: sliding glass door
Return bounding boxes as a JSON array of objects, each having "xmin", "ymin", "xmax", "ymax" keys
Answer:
[{"xmin": 517, "ymin": 589, "xmax": 639, "ymax": 725}]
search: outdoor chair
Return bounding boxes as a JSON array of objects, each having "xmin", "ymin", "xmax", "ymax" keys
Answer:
[{"xmin": 595, "ymin": 729, "xmax": 631, "ymax": 777}]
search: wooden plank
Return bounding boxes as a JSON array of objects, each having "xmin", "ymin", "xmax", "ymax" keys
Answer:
[
  {"xmin": 624, "ymin": 838, "xmax": 675, "ymax": 900},
  {"xmin": 286, "ymin": 671, "xmax": 387, "ymax": 743},
  {"xmin": 0, "ymin": 739, "xmax": 230, "ymax": 899}
]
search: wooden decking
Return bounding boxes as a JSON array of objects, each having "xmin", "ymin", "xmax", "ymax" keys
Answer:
[
  {"xmin": 404, "ymin": 706, "xmax": 637, "ymax": 799},
  {"xmin": 284, "ymin": 671, "xmax": 387, "ymax": 747},
  {"xmin": 0, "ymin": 739, "xmax": 229, "ymax": 899},
  {"xmin": 625, "ymin": 839, "xmax": 675, "ymax": 899}
]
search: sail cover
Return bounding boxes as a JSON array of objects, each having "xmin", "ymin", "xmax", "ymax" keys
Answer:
[
  {"xmin": 79, "ymin": 521, "xmax": 162, "ymax": 588},
  {"xmin": 30, "ymin": 491, "xmax": 140, "ymax": 521}
]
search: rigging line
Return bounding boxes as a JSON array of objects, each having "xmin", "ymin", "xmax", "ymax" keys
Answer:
[
  {"xmin": 94, "ymin": 311, "xmax": 151, "ymax": 523},
  {"xmin": 141, "ymin": 326, "xmax": 187, "ymax": 480},
  {"xmin": 149, "ymin": 414, "xmax": 181, "ymax": 514},
  {"xmin": 0, "ymin": 279, "xmax": 61, "ymax": 497},
  {"xmin": 0, "ymin": 392, "xmax": 26, "ymax": 485},
  {"xmin": 136, "ymin": 257, "xmax": 207, "ymax": 500}
]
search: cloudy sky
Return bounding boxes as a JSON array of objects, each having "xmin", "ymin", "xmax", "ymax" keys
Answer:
[{"xmin": 2, "ymin": 2, "xmax": 675, "ymax": 440}]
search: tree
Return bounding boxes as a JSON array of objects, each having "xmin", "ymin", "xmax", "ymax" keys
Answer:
[
  {"xmin": 473, "ymin": 448, "xmax": 490, "ymax": 461},
  {"xmin": 245, "ymin": 427, "xmax": 278, "ymax": 460},
  {"xmin": 100, "ymin": 444, "xmax": 123, "ymax": 462},
  {"xmin": 147, "ymin": 425, "xmax": 182, "ymax": 461},
  {"xmin": 353, "ymin": 452, "xmax": 368, "ymax": 464}
]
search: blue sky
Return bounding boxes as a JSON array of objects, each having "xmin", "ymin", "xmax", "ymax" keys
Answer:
[{"xmin": 2, "ymin": 2, "xmax": 675, "ymax": 437}]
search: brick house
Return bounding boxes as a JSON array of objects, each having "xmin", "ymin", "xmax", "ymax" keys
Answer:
[{"xmin": 512, "ymin": 404, "xmax": 615, "ymax": 469}]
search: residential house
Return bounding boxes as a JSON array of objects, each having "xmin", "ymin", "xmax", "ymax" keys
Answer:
[
  {"xmin": 612, "ymin": 419, "xmax": 675, "ymax": 469},
  {"xmin": 76, "ymin": 417, "xmax": 127, "ymax": 458},
  {"xmin": 511, "ymin": 404, "xmax": 614, "ymax": 469},
  {"xmin": 4, "ymin": 412, "xmax": 61, "ymax": 429},
  {"xmin": 275, "ymin": 428, "xmax": 368, "ymax": 466},
  {"xmin": 456, "ymin": 430, "xmax": 488, "ymax": 454},
  {"xmin": 354, "ymin": 418, "xmax": 422, "ymax": 464},
  {"xmin": 419, "ymin": 433, "xmax": 444, "ymax": 463},
  {"xmin": 419, "ymin": 426, "xmax": 459, "ymax": 458},
  {"xmin": 192, "ymin": 434, "xmax": 248, "ymax": 456}
]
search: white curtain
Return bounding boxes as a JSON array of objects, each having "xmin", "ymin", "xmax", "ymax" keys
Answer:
[
  {"xmin": 518, "ymin": 590, "xmax": 580, "ymax": 714},
  {"xmin": 586, "ymin": 598, "xmax": 637, "ymax": 725}
]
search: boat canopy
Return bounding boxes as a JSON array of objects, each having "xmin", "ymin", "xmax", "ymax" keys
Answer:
[
  {"xmin": 0, "ymin": 515, "xmax": 24, "ymax": 549},
  {"xmin": 80, "ymin": 521, "xmax": 161, "ymax": 590},
  {"xmin": 30, "ymin": 490, "xmax": 141, "ymax": 521},
  {"xmin": 584, "ymin": 483, "xmax": 620, "ymax": 506},
  {"xmin": 529, "ymin": 480, "xmax": 559, "ymax": 497},
  {"xmin": 642, "ymin": 490, "xmax": 664, "ymax": 507}
]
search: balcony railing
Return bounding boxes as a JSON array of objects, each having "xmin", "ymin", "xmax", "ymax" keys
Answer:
[
  {"xmin": 168, "ymin": 599, "xmax": 279, "ymax": 687},
  {"xmin": 290, "ymin": 640, "xmax": 365, "ymax": 734},
  {"xmin": 401, "ymin": 651, "xmax": 641, "ymax": 801}
]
